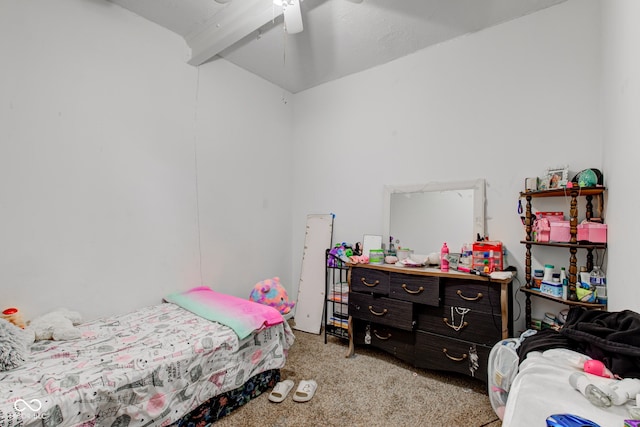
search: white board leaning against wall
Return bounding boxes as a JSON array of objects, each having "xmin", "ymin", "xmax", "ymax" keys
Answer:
[{"xmin": 293, "ymin": 214, "xmax": 334, "ymax": 334}]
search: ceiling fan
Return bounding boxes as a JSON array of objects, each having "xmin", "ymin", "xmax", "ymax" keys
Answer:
[
  {"xmin": 273, "ymin": 0, "xmax": 304, "ymax": 34},
  {"xmin": 196, "ymin": 0, "xmax": 365, "ymax": 66},
  {"xmin": 272, "ymin": 0, "xmax": 363, "ymax": 35}
]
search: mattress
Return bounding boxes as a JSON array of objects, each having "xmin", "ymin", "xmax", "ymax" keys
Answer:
[
  {"xmin": 502, "ymin": 348, "xmax": 632, "ymax": 426},
  {"xmin": 0, "ymin": 302, "xmax": 294, "ymax": 426}
]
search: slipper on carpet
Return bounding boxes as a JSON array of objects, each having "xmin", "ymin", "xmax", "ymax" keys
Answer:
[
  {"xmin": 293, "ymin": 379, "xmax": 317, "ymax": 403},
  {"xmin": 268, "ymin": 379, "xmax": 294, "ymax": 403}
]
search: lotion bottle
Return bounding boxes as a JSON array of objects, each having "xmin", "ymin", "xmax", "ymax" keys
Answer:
[{"xmin": 441, "ymin": 242, "xmax": 450, "ymax": 272}]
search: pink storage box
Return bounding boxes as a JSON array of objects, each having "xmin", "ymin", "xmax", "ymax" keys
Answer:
[
  {"xmin": 537, "ymin": 211, "xmax": 564, "ymax": 222},
  {"xmin": 533, "ymin": 218, "xmax": 550, "ymax": 242},
  {"xmin": 577, "ymin": 222, "xmax": 607, "ymax": 243},
  {"xmin": 550, "ymin": 220, "xmax": 571, "ymax": 242}
]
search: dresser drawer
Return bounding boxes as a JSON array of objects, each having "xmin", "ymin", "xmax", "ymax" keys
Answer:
[
  {"xmin": 441, "ymin": 279, "xmax": 502, "ymax": 313},
  {"xmin": 353, "ymin": 319, "xmax": 415, "ymax": 363},
  {"xmin": 416, "ymin": 305, "xmax": 502, "ymax": 345},
  {"xmin": 351, "ymin": 268, "xmax": 390, "ymax": 295},
  {"xmin": 415, "ymin": 331, "xmax": 489, "ymax": 382},
  {"xmin": 349, "ymin": 292, "xmax": 414, "ymax": 331},
  {"xmin": 390, "ymin": 273, "xmax": 441, "ymax": 306}
]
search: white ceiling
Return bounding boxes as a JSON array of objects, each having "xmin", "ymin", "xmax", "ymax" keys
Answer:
[{"xmin": 107, "ymin": 0, "xmax": 567, "ymax": 93}]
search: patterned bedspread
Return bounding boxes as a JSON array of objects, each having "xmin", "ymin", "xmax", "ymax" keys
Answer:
[{"xmin": 0, "ymin": 303, "xmax": 295, "ymax": 427}]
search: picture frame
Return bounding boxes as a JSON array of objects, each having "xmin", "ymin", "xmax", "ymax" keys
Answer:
[
  {"xmin": 447, "ymin": 252, "xmax": 461, "ymax": 270},
  {"xmin": 546, "ymin": 166, "xmax": 569, "ymax": 189},
  {"xmin": 362, "ymin": 234, "xmax": 383, "ymax": 257}
]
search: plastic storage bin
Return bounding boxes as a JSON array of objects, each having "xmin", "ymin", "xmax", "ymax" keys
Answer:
[
  {"xmin": 472, "ymin": 241, "xmax": 503, "ymax": 272},
  {"xmin": 540, "ymin": 281, "xmax": 563, "ymax": 298},
  {"xmin": 577, "ymin": 222, "xmax": 607, "ymax": 243},
  {"xmin": 549, "ymin": 221, "xmax": 571, "ymax": 242}
]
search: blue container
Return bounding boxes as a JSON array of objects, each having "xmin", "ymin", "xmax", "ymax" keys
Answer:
[{"xmin": 540, "ymin": 280, "xmax": 563, "ymax": 298}]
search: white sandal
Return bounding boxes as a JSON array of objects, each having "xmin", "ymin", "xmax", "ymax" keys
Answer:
[
  {"xmin": 268, "ymin": 379, "xmax": 294, "ymax": 403},
  {"xmin": 292, "ymin": 379, "xmax": 317, "ymax": 402}
]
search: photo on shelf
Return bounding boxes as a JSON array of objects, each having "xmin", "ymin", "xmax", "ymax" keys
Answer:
[{"xmin": 546, "ymin": 166, "xmax": 569, "ymax": 189}]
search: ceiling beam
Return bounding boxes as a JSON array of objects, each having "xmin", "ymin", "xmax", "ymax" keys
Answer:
[{"xmin": 186, "ymin": 0, "xmax": 281, "ymax": 66}]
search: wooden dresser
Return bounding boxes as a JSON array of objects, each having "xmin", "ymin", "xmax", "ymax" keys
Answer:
[{"xmin": 347, "ymin": 263, "xmax": 513, "ymax": 382}]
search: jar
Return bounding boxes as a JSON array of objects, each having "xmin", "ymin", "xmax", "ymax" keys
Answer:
[
  {"xmin": 369, "ymin": 249, "xmax": 384, "ymax": 265},
  {"xmin": 533, "ymin": 269, "xmax": 544, "ymax": 288},
  {"xmin": 396, "ymin": 248, "xmax": 412, "ymax": 261},
  {"xmin": 543, "ymin": 264, "xmax": 554, "ymax": 282},
  {"xmin": 2, "ymin": 307, "xmax": 26, "ymax": 328}
]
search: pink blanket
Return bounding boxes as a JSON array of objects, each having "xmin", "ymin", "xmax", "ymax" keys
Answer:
[{"xmin": 164, "ymin": 286, "xmax": 284, "ymax": 339}]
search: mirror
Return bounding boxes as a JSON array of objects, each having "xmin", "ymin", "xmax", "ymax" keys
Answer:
[{"xmin": 383, "ymin": 179, "xmax": 485, "ymax": 256}]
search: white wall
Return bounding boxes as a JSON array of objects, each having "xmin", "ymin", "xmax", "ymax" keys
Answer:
[
  {"xmin": 602, "ymin": 1, "xmax": 640, "ymax": 312},
  {"xmin": 0, "ymin": 0, "xmax": 293, "ymax": 320},
  {"xmin": 194, "ymin": 60, "xmax": 293, "ymax": 295},
  {"xmin": 2, "ymin": 0, "xmax": 633, "ymax": 333},
  {"xmin": 290, "ymin": 0, "xmax": 604, "ymax": 332}
]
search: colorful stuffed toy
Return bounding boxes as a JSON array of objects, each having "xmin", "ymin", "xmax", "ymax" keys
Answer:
[
  {"xmin": 327, "ymin": 243, "xmax": 353, "ymax": 267},
  {"xmin": 249, "ymin": 277, "xmax": 295, "ymax": 315}
]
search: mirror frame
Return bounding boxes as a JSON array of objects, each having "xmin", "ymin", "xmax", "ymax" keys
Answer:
[{"xmin": 382, "ymin": 179, "xmax": 486, "ymax": 252}]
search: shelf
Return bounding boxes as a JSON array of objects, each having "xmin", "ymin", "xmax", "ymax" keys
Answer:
[
  {"xmin": 520, "ymin": 240, "xmax": 607, "ymax": 249},
  {"xmin": 520, "ymin": 187, "xmax": 606, "ymax": 198},
  {"xmin": 520, "ymin": 287, "xmax": 606, "ymax": 309},
  {"xmin": 325, "ymin": 249, "xmax": 351, "ymax": 343},
  {"xmin": 519, "ymin": 185, "xmax": 608, "ymax": 327}
]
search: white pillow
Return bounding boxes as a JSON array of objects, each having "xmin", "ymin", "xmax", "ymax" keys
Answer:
[{"xmin": 0, "ymin": 318, "xmax": 31, "ymax": 371}]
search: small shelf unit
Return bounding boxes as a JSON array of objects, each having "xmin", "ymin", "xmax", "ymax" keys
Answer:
[
  {"xmin": 324, "ymin": 250, "xmax": 350, "ymax": 343},
  {"xmin": 520, "ymin": 186, "xmax": 607, "ymax": 327}
]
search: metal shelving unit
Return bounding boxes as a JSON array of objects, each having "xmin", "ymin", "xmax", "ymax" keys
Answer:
[{"xmin": 324, "ymin": 249, "xmax": 350, "ymax": 343}]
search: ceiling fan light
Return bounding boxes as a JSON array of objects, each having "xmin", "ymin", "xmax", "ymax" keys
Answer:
[
  {"xmin": 273, "ymin": 0, "xmax": 301, "ymax": 7},
  {"xmin": 282, "ymin": 0, "xmax": 303, "ymax": 33}
]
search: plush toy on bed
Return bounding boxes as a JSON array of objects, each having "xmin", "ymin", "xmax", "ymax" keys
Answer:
[
  {"xmin": 27, "ymin": 308, "xmax": 83, "ymax": 341},
  {"xmin": 249, "ymin": 277, "xmax": 295, "ymax": 315}
]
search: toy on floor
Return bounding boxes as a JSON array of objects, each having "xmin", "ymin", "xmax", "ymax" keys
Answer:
[
  {"xmin": 249, "ymin": 277, "xmax": 295, "ymax": 315},
  {"xmin": 27, "ymin": 308, "xmax": 82, "ymax": 341}
]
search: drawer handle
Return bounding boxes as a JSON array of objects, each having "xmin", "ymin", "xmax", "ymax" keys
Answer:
[
  {"xmin": 443, "ymin": 317, "xmax": 468, "ymax": 331},
  {"xmin": 368, "ymin": 306, "xmax": 388, "ymax": 316},
  {"xmin": 361, "ymin": 278, "xmax": 380, "ymax": 287},
  {"xmin": 456, "ymin": 290, "xmax": 483, "ymax": 301},
  {"xmin": 402, "ymin": 284, "xmax": 424, "ymax": 295},
  {"xmin": 442, "ymin": 348, "xmax": 468, "ymax": 362},
  {"xmin": 373, "ymin": 330, "xmax": 391, "ymax": 340}
]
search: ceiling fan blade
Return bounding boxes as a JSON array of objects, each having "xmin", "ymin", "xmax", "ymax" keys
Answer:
[{"xmin": 283, "ymin": 0, "xmax": 303, "ymax": 34}]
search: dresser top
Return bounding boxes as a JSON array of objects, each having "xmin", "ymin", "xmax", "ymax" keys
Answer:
[{"xmin": 348, "ymin": 262, "xmax": 513, "ymax": 284}]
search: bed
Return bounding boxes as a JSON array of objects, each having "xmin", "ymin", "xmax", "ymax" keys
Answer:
[
  {"xmin": 489, "ymin": 307, "xmax": 640, "ymax": 426},
  {"xmin": 0, "ymin": 293, "xmax": 295, "ymax": 426}
]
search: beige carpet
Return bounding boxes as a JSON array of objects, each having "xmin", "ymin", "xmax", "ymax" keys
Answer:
[{"xmin": 215, "ymin": 323, "xmax": 502, "ymax": 427}]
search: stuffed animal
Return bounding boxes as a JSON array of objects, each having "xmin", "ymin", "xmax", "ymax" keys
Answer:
[
  {"xmin": 27, "ymin": 308, "xmax": 82, "ymax": 341},
  {"xmin": 249, "ymin": 277, "xmax": 295, "ymax": 315}
]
